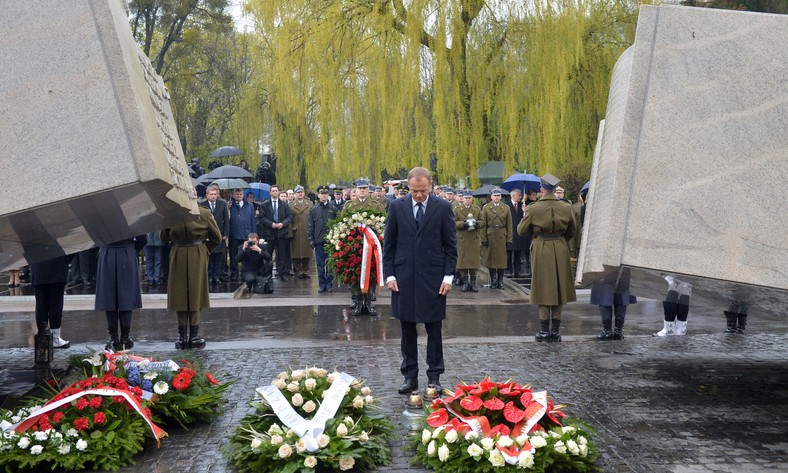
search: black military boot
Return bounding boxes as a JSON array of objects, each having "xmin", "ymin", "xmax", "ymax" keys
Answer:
[
  {"xmin": 371, "ymin": 286, "xmax": 377, "ymax": 301},
  {"xmin": 105, "ymin": 324, "xmax": 119, "ymax": 351},
  {"xmin": 723, "ymin": 311, "xmax": 738, "ymax": 334},
  {"xmin": 118, "ymin": 325, "xmax": 134, "ymax": 351},
  {"xmin": 352, "ymin": 294, "xmax": 365, "ymax": 316},
  {"xmin": 349, "ymin": 294, "xmax": 361, "ymax": 312},
  {"xmin": 736, "ymin": 313, "xmax": 747, "ymax": 334},
  {"xmin": 364, "ymin": 293, "xmax": 378, "ymax": 316},
  {"xmin": 469, "ymin": 276, "xmax": 479, "ymax": 293},
  {"xmin": 175, "ymin": 325, "xmax": 189, "ymax": 350},
  {"xmin": 548, "ymin": 319, "xmax": 562, "ymax": 342},
  {"xmin": 489, "ymin": 271, "xmax": 498, "ymax": 289},
  {"xmin": 461, "ymin": 277, "xmax": 470, "ymax": 293},
  {"xmin": 189, "ymin": 325, "xmax": 205, "ymax": 349},
  {"xmin": 613, "ymin": 320, "xmax": 625, "ymax": 340},
  {"xmin": 597, "ymin": 319, "xmax": 613, "ymax": 340},
  {"xmin": 535, "ymin": 320, "xmax": 550, "ymax": 342}
]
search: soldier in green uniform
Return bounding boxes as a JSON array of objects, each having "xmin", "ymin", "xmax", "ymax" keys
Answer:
[
  {"xmin": 454, "ymin": 191, "xmax": 484, "ymax": 292},
  {"xmin": 289, "ymin": 185, "xmax": 314, "ymax": 279},
  {"xmin": 517, "ymin": 174, "xmax": 577, "ymax": 342},
  {"xmin": 480, "ymin": 188, "xmax": 512, "ymax": 289}
]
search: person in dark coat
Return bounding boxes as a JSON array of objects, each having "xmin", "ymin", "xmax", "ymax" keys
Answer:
[
  {"xmin": 330, "ymin": 187, "xmax": 345, "ymax": 213},
  {"xmin": 30, "ymin": 255, "xmax": 70, "ymax": 348},
  {"xmin": 258, "ymin": 185, "xmax": 293, "ymax": 281},
  {"xmin": 590, "ymin": 272, "xmax": 636, "ymax": 340},
  {"xmin": 239, "ymin": 233, "xmax": 273, "ymax": 292},
  {"xmin": 228, "ymin": 188, "xmax": 257, "ymax": 281},
  {"xmin": 383, "ymin": 167, "xmax": 458, "ymax": 395},
  {"xmin": 161, "ymin": 207, "xmax": 222, "ymax": 349},
  {"xmin": 95, "ymin": 236, "xmax": 147, "ymax": 351},
  {"xmin": 201, "ymin": 184, "xmax": 230, "ymax": 285},
  {"xmin": 307, "ymin": 185, "xmax": 337, "ymax": 293},
  {"xmin": 507, "ymin": 189, "xmax": 527, "ymax": 277},
  {"xmin": 255, "ymin": 161, "xmax": 277, "ymax": 185}
]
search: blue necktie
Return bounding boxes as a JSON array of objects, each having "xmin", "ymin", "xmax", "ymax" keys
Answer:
[
  {"xmin": 273, "ymin": 201, "xmax": 278, "ymax": 222},
  {"xmin": 415, "ymin": 202, "xmax": 424, "ymax": 228}
]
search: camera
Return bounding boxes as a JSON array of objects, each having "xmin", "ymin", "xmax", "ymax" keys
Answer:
[{"xmin": 246, "ymin": 240, "xmax": 256, "ymax": 247}]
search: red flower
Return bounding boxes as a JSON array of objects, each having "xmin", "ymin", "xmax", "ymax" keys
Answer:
[
  {"xmin": 73, "ymin": 417, "xmax": 89, "ymax": 431},
  {"xmin": 206, "ymin": 373, "xmax": 219, "ymax": 385},
  {"xmin": 38, "ymin": 416, "xmax": 51, "ymax": 430},
  {"xmin": 89, "ymin": 396, "xmax": 103, "ymax": 408},
  {"xmin": 483, "ymin": 397, "xmax": 505, "ymax": 411},
  {"xmin": 76, "ymin": 398, "xmax": 89, "ymax": 410},
  {"xmin": 93, "ymin": 412, "xmax": 107, "ymax": 424},
  {"xmin": 503, "ymin": 401, "xmax": 526, "ymax": 423},
  {"xmin": 519, "ymin": 391, "xmax": 534, "ymax": 406},
  {"xmin": 490, "ymin": 423, "xmax": 511, "ymax": 437},
  {"xmin": 460, "ymin": 395, "xmax": 483, "ymax": 412},
  {"xmin": 426, "ymin": 408, "xmax": 449, "ymax": 427},
  {"xmin": 353, "ymin": 243, "xmax": 360, "ymax": 249},
  {"xmin": 172, "ymin": 374, "xmax": 192, "ymax": 391},
  {"xmin": 113, "ymin": 396, "xmax": 125, "ymax": 404},
  {"xmin": 47, "ymin": 378, "xmax": 59, "ymax": 388},
  {"xmin": 356, "ymin": 235, "xmax": 362, "ymax": 240},
  {"xmin": 52, "ymin": 412, "xmax": 64, "ymax": 423},
  {"xmin": 130, "ymin": 386, "xmax": 143, "ymax": 397}
]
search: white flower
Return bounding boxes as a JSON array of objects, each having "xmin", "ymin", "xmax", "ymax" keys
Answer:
[
  {"xmin": 578, "ymin": 435, "xmax": 588, "ymax": 445},
  {"xmin": 343, "ymin": 416, "xmax": 354, "ymax": 426},
  {"xmin": 10, "ymin": 416, "xmax": 21, "ymax": 423},
  {"xmin": 287, "ymin": 382, "xmax": 300, "ymax": 393},
  {"xmin": 277, "ymin": 371, "xmax": 289, "ymax": 380},
  {"xmin": 66, "ymin": 429, "xmax": 78, "ymax": 438},
  {"xmin": 272, "ymin": 378, "xmax": 286, "ymax": 390},
  {"xmin": 57, "ymin": 443, "xmax": 71, "ymax": 455},
  {"xmin": 315, "ymin": 368, "xmax": 327, "ymax": 378},
  {"xmin": 268, "ymin": 424, "xmax": 284, "ymax": 435},
  {"xmin": 481, "ymin": 437, "xmax": 495, "ymax": 451},
  {"xmin": 515, "ymin": 434, "xmax": 529, "ymax": 446},
  {"xmin": 303, "ymin": 400, "xmax": 316, "ymax": 413},
  {"xmin": 327, "ymin": 372, "xmax": 339, "ymax": 383},
  {"xmin": 296, "ymin": 439, "xmax": 307, "ymax": 452},
  {"xmin": 352, "ymin": 395, "xmax": 364, "ymax": 408},
  {"xmin": 497, "ymin": 435, "xmax": 514, "ymax": 448},
  {"xmin": 291, "ymin": 393, "xmax": 304, "ymax": 406},
  {"xmin": 554, "ymin": 440, "xmax": 567, "ymax": 454},
  {"xmin": 153, "ymin": 381, "xmax": 169, "ymax": 395},
  {"xmin": 53, "ymin": 432, "xmax": 63, "ymax": 440},
  {"xmin": 34, "ymin": 431, "xmax": 49, "ymax": 441},
  {"xmin": 291, "ymin": 370, "xmax": 305, "ymax": 381},
  {"xmin": 427, "ymin": 440, "xmax": 437, "ymax": 456},
  {"xmin": 518, "ymin": 451, "xmax": 535, "ymax": 468},
  {"xmin": 431, "ymin": 426, "xmax": 444, "ymax": 439},
  {"xmin": 422, "ymin": 429, "xmax": 432, "ymax": 445},
  {"xmin": 317, "ymin": 434, "xmax": 330, "ymax": 448},
  {"xmin": 350, "ymin": 379, "xmax": 362, "ymax": 389},
  {"xmin": 464, "ymin": 431, "xmax": 479, "ymax": 441},
  {"xmin": 567, "ymin": 439, "xmax": 580, "ymax": 455},
  {"xmin": 530, "ymin": 435, "xmax": 547, "ymax": 448},
  {"xmin": 548, "ymin": 430, "xmax": 561, "ymax": 439},
  {"xmin": 562, "ymin": 426, "xmax": 576, "ymax": 435},
  {"xmin": 467, "ymin": 443, "xmax": 484, "ymax": 457},
  {"xmin": 579, "ymin": 444, "xmax": 588, "ymax": 457},
  {"xmin": 359, "ymin": 431, "xmax": 369, "ymax": 443},
  {"xmin": 304, "ymin": 456, "xmax": 317, "ymax": 468},
  {"xmin": 533, "ymin": 430, "xmax": 548, "ymax": 438},
  {"xmin": 364, "ymin": 395, "xmax": 374, "ymax": 404},
  {"xmin": 83, "ymin": 353, "xmax": 103, "ymax": 367},
  {"xmin": 30, "ymin": 445, "xmax": 43, "ymax": 455},
  {"xmin": 438, "ymin": 443, "xmax": 451, "ymax": 462},
  {"xmin": 143, "ymin": 371, "xmax": 158, "ymax": 380},
  {"xmin": 360, "ymin": 386, "xmax": 371, "ymax": 396},
  {"xmin": 278, "ymin": 444, "xmax": 292, "ymax": 458},
  {"xmin": 270, "ymin": 434, "xmax": 283, "ymax": 445},
  {"xmin": 76, "ymin": 439, "xmax": 88, "ymax": 451},
  {"xmin": 17, "ymin": 437, "xmax": 30, "ymax": 449},
  {"xmin": 488, "ymin": 448, "xmax": 505, "ymax": 467},
  {"xmin": 304, "ymin": 378, "xmax": 317, "ymax": 391},
  {"xmin": 336, "ymin": 423, "xmax": 348, "ymax": 437},
  {"xmin": 444, "ymin": 430, "xmax": 458, "ymax": 444},
  {"xmin": 338, "ymin": 456, "xmax": 355, "ymax": 471},
  {"xmin": 250, "ymin": 438, "xmax": 263, "ymax": 450}
]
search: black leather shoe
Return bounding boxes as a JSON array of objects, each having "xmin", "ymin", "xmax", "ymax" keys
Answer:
[{"xmin": 398, "ymin": 378, "xmax": 418, "ymax": 394}]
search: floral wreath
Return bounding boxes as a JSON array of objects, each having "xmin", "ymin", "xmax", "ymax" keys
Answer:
[
  {"xmin": 325, "ymin": 209, "xmax": 387, "ymax": 291},
  {"xmin": 224, "ymin": 367, "xmax": 396, "ymax": 472},
  {"xmin": 410, "ymin": 378, "xmax": 599, "ymax": 472}
]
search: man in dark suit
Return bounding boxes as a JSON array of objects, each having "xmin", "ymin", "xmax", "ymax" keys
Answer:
[
  {"xmin": 201, "ymin": 184, "xmax": 230, "ymax": 285},
  {"xmin": 258, "ymin": 185, "xmax": 293, "ymax": 281},
  {"xmin": 507, "ymin": 189, "xmax": 527, "ymax": 277},
  {"xmin": 383, "ymin": 167, "xmax": 458, "ymax": 395}
]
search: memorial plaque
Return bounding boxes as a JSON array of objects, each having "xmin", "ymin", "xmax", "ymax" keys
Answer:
[
  {"xmin": 578, "ymin": 5, "xmax": 788, "ymax": 316},
  {"xmin": 0, "ymin": 0, "xmax": 197, "ymax": 270}
]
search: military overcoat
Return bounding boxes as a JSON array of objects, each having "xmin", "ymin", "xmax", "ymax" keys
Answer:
[
  {"xmin": 289, "ymin": 199, "xmax": 313, "ymax": 259},
  {"xmin": 454, "ymin": 204, "xmax": 484, "ymax": 270},
  {"xmin": 480, "ymin": 202, "xmax": 512, "ymax": 269}
]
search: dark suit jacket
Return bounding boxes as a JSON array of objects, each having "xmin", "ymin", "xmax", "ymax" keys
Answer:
[
  {"xmin": 508, "ymin": 201, "xmax": 527, "ymax": 251},
  {"xmin": 258, "ymin": 199, "xmax": 293, "ymax": 241},
  {"xmin": 201, "ymin": 198, "xmax": 230, "ymax": 251},
  {"xmin": 383, "ymin": 195, "xmax": 457, "ymax": 323}
]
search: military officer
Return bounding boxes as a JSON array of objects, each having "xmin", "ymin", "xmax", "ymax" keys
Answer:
[
  {"xmin": 517, "ymin": 174, "xmax": 577, "ymax": 342},
  {"xmin": 454, "ymin": 191, "xmax": 484, "ymax": 292},
  {"xmin": 480, "ymin": 188, "xmax": 512, "ymax": 289},
  {"xmin": 330, "ymin": 186, "xmax": 346, "ymax": 213},
  {"xmin": 289, "ymin": 185, "xmax": 313, "ymax": 279}
]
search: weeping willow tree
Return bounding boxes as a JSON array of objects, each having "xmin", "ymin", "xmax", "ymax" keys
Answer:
[{"xmin": 235, "ymin": 0, "xmax": 639, "ymax": 188}]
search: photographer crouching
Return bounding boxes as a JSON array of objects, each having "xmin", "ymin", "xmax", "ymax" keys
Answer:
[{"xmin": 239, "ymin": 233, "xmax": 273, "ymax": 293}]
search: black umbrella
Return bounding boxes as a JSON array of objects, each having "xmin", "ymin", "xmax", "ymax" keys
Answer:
[
  {"xmin": 210, "ymin": 146, "xmax": 244, "ymax": 158},
  {"xmin": 203, "ymin": 165, "xmax": 254, "ymax": 180},
  {"xmin": 472, "ymin": 184, "xmax": 509, "ymax": 197}
]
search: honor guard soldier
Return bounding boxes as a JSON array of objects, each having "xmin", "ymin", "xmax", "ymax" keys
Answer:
[
  {"xmin": 517, "ymin": 173, "xmax": 577, "ymax": 342},
  {"xmin": 289, "ymin": 185, "xmax": 314, "ymax": 279},
  {"xmin": 454, "ymin": 190, "xmax": 484, "ymax": 292},
  {"xmin": 480, "ymin": 188, "xmax": 512, "ymax": 289}
]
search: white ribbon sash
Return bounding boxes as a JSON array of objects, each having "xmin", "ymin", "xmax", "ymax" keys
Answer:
[{"xmin": 257, "ymin": 372, "xmax": 355, "ymax": 452}]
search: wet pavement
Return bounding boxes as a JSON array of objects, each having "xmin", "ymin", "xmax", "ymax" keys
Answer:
[{"xmin": 1, "ymin": 272, "xmax": 787, "ymax": 472}]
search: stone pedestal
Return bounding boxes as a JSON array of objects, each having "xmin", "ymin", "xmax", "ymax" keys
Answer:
[
  {"xmin": 0, "ymin": 0, "xmax": 197, "ymax": 270},
  {"xmin": 577, "ymin": 5, "xmax": 788, "ymax": 316}
]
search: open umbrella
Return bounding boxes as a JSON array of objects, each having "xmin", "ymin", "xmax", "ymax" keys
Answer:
[
  {"xmin": 249, "ymin": 182, "xmax": 271, "ymax": 201},
  {"xmin": 580, "ymin": 181, "xmax": 590, "ymax": 193},
  {"xmin": 472, "ymin": 184, "xmax": 510, "ymax": 197},
  {"xmin": 210, "ymin": 146, "xmax": 244, "ymax": 158},
  {"xmin": 203, "ymin": 165, "xmax": 254, "ymax": 180},
  {"xmin": 210, "ymin": 178, "xmax": 250, "ymax": 190},
  {"xmin": 501, "ymin": 173, "xmax": 541, "ymax": 194}
]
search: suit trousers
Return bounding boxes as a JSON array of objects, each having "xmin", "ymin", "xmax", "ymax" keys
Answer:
[
  {"xmin": 208, "ymin": 249, "xmax": 226, "ymax": 280},
  {"xmin": 400, "ymin": 320, "xmax": 444, "ymax": 382},
  {"xmin": 269, "ymin": 237, "xmax": 288, "ymax": 276},
  {"xmin": 314, "ymin": 244, "xmax": 333, "ymax": 290},
  {"xmin": 229, "ymin": 239, "xmax": 244, "ymax": 278},
  {"xmin": 34, "ymin": 283, "xmax": 66, "ymax": 332}
]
